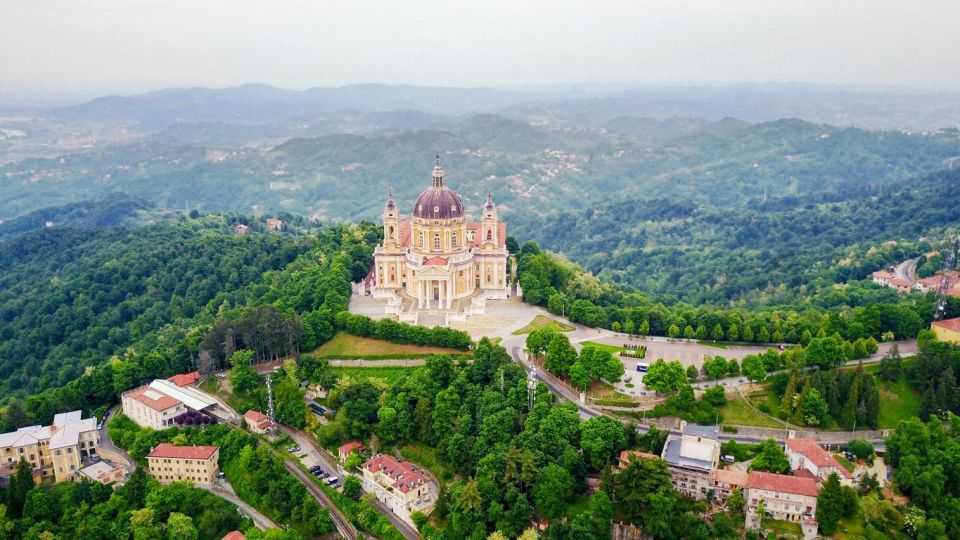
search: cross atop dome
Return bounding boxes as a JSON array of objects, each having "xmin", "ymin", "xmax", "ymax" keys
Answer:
[
  {"xmin": 385, "ymin": 187, "xmax": 395, "ymax": 210},
  {"xmin": 485, "ymin": 191, "xmax": 495, "ymax": 210}
]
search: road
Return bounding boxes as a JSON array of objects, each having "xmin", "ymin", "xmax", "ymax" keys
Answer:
[
  {"xmin": 507, "ymin": 337, "xmax": 909, "ymax": 448},
  {"xmin": 96, "ymin": 406, "xmax": 134, "ymax": 468},
  {"xmin": 894, "ymin": 257, "xmax": 919, "ymax": 285},
  {"xmin": 280, "ymin": 424, "xmax": 420, "ymax": 540},
  {"xmin": 201, "ymin": 483, "xmax": 278, "ymax": 530}
]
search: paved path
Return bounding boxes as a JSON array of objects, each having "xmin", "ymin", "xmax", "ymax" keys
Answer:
[
  {"xmin": 97, "ymin": 406, "xmax": 134, "ymax": 469},
  {"xmin": 200, "ymin": 484, "xmax": 278, "ymax": 531},
  {"xmin": 894, "ymin": 257, "xmax": 919, "ymax": 286}
]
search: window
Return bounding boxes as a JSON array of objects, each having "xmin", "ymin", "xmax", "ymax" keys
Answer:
[
  {"xmin": 433, "ymin": 233, "xmax": 440, "ymax": 249},
  {"xmin": 451, "ymin": 205, "xmax": 457, "ymax": 212},
  {"xmin": 433, "ymin": 206, "xmax": 439, "ymax": 213},
  {"xmin": 451, "ymin": 233, "xmax": 457, "ymax": 247},
  {"xmin": 418, "ymin": 231, "xmax": 424, "ymax": 247},
  {"xmin": 486, "ymin": 230, "xmax": 492, "ymax": 241}
]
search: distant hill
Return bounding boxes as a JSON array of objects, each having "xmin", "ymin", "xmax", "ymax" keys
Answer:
[{"xmin": 0, "ymin": 193, "xmax": 153, "ymax": 242}]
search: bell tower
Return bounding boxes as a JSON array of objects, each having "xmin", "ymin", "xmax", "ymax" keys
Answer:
[
  {"xmin": 383, "ymin": 188, "xmax": 400, "ymax": 251},
  {"xmin": 481, "ymin": 191, "xmax": 499, "ymax": 249}
]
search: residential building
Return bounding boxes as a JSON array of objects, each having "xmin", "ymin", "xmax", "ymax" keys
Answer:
[
  {"xmin": 243, "ymin": 410, "xmax": 274, "ymax": 434},
  {"xmin": 932, "ymin": 317, "xmax": 960, "ymax": 345},
  {"xmin": 234, "ymin": 224, "xmax": 250, "ymax": 234},
  {"xmin": 660, "ymin": 423, "xmax": 721, "ymax": 500},
  {"xmin": 79, "ymin": 461, "xmax": 125, "ymax": 485},
  {"xmin": 785, "ymin": 438, "xmax": 853, "ymax": 484},
  {"xmin": 870, "ymin": 270, "xmax": 912, "ymax": 293},
  {"xmin": 745, "ymin": 471, "xmax": 819, "ymax": 540},
  {"xmin": 0, "ymin": 410, "xmax": 100, "ymax": 483},
  {"xmin": 361, "ymin": 454, "xmax": 436, "ymax": 525},
  {"xmin": 222, "ymin": 532, "xmax": 246, "ymax": 540},
  {"xmin": 338, "ymin": 441, "xmax": 366, "ymax": 462},
  {"xmin": 711, "ymin": 468, "xmax": 748, "ymax": 505},
  {"xmin": 266, "ymin": 218, "xmax": 283, "ymax": 231},
  {"xmin": 146, "ymin": 443, "xmax": 220, "ymax": 486}
]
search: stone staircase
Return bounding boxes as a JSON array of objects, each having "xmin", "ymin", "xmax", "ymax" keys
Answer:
[{"xmin": 416, "ymin": 312, "xmax": 447, "ymax": 328}]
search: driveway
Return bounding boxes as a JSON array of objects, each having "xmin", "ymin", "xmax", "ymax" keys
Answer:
[
  {"xmin": 97, "ymin": 406, "xmax": 134, "ymax": 469},
  {"xmin": 201, "ymin": 483, "xmax": 278, "ymax": 530}
]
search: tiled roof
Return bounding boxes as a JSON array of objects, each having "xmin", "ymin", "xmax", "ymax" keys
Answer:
[
  {"xmin": 244, "ymin": 410, "xmax": 268, "ymax": 422},
  {"xmin": 126, "ymin": 385, "xmax": 183, "ymax": 412},
  {"xmin": 933, "ymin": 317, "xmax": 960, "ymax": 333},
  {"xmin": 423, "ymin": 256, "xmax": 449, "ymax": 266},
  {"xmin": 747, "ymin": 471, "xmax": 819, "ymax": 498},
  {"xmin": 712, "ymin": 468, "xmax": 748, "ymax": 487},
  {"xmin": 222, "ymin": 532, "xmax": 246, "ymax": 540},
  {"xmin": 363, "ymin": 454, "xmax": 432, "ymax": 493},
  {"xmin": 147, "ymin": 443, "xmax": 218, "ymax": 460},
  {"xmin": 167, "ymin": 371, "xmax": 201, "ymax": 387},
  {"xmin": 872, "ymin": 270, "xmax": 894, "ymax": 279},
  {"xmin": 339, "ymin": 441, "xmax": 365, "ymax": 454},
  {"xmin": 785, "ymin": 438, "xmax": 852, "ymax": 478}
]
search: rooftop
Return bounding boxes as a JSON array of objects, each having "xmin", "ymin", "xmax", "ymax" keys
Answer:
[
  {"xmin": 148, "ymin": 379, "xmax": 217, "ymax": 411},
  {"xmin": 364, "ymin": 454, "xmax": 432, "ymax": 493},
  {"xmin": 682, "ymin": 423, "xmax": 719, "ymax": 440},
  {"xmin": 0, "ymin": 410, "xmax": 97, "ymax": 450},
  {"xmin": 747, "ymin": 471, "xmax": 819, "ymax": 498},
  {"xmin": 712, "ymin": 468, "xmax": 748, "ymax": 487},
  {"xmin": 79, "ymin": 461, "xmax": 119, "ymax": 480},
  {"xmin": 785, "ymin": 438, "xmax": 852, "ymax": 478},
  {"xmin": 147, "ymin": 443, "xmax": 219, "ymax": 461},
  {"xmin": 932, "ymin": 317, "xmax": 960, "ymax": 333},
  {"xmin": 662, "ymin": 436, "xmax": 715, "ymax": 472},
  {"xmin": 126, "ymin": 385, "xmax": 183, "ymax": 412},
  {"xmin": 339, "ymin": 441, "xmax": 366, "ymax": 454},
  {"xmin": 167, "ymin": 371, "xmax": 201, "ymax": 387},
  {"xmin": 243, "ymin": 410, "xmax": 268, "ymax": 423}
]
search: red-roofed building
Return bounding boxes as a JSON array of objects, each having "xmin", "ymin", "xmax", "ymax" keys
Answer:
[
  {"xmin": 362, "ymin": 454, "xmax": 436, "ymax": 526},
  {"xmin": 338, "ymin": 441, "xmax": 366, "ymax": 462},
  {"xmin": 785, "ymin": 438, "xmax": 853, "ymax": 483},
  {"xmin": 746, "ymin": 471, "xmax": 819, "ymax": 539},
  {"xmin": 222, "ymin": 531, "xmax": 246, "ymax": 540},
  {"xmin": 167, "ymin": 371, "xmax": 200, "ymax": 387},
  {"xmin": 243, "ymin": 410, "xmax": 274, "ymax": 434},
  {"xmin": 147, "ymin": 443, "xmax": 220, "ymax": 486},
  {"xmin": 617, "ymin": 449, "xmax": 659, "ymax": 469},
  {"xmin": 711, "ymin": 468, "xmax": 748, "ymax": 505},
  {"xmin": 932, "ymin": 317, "xmax": 960, "ymax": 345},
  {"xmin": 121, "ymin": 385, "xmax": 186, "ymax": 429}
]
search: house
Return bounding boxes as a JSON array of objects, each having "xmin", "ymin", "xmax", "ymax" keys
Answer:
[
  {"xmin": 79, "ymin": 461, "xmax": 125, "ymax": 485},
  {"xmin": 222, "ymin": 532, "xmax": 246, "ymax": 540},
  {"xmin": 243, "ymin": 410, "xmax": 274, "ymax": 434},
  {"xmin": 870, "ymin": 270, "xmax": 913, "ymax": 293},
  {"xmin": 932, "ymin": 317, "xmax": 960, "ymax": 345},
  {"xmin": 785, "ymin": 438, "xmax": 853, "ymax": 484},
  {"xmin": 745, "ymin": 471, "xmax": 819, "ymax": 540},
  {"xmin": 660, "ymin": 422, "xmax": 720, "ymax": 500},
  {"xmin": 147, "ymin": 443, "xmax": 219, "ymax": 486},
  {"xmin": 167, "ymin": 371, "xmax": 201, "ymax": 387},
  {"xmin": 915, "ymin": 271, "xmax": 960, "ymax": 294},
  {"xmin": 0, "ymin": 410, "xmax": 100, "ymax": 483},
  {"xmin": 233, "ymin": 224, "xmax": 250, "ymax": 234},
  {"xmin": 361, "ymin": 454, "xmax": 436, "ymax": 526},
  {"xmin": 711, "ymin": 468, "xmax": 748, "ymax": 505},
  {"xmin": 266, "ymin": 218, "xmax": 283, "ymax": 231},
  {"xmin": 338, "ymin": 441, "xmax": 366, "ymax": 462}
]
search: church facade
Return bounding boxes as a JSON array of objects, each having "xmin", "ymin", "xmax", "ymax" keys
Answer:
[{"xmin": 372, "ymin": 160, "xmax": 509, "ymax": 309}]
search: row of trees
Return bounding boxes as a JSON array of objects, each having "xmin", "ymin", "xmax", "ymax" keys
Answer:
[
  {"xmin": 334, "ymin": 311, "xmax": 472, "ymax": 351},
  {"xmin": 526, "ymin": 328, "xmax": 625, "ymax": 388}
]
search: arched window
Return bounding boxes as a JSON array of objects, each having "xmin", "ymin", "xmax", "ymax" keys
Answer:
[
  {"xmin": 418, "ymin": 231, "xmax": 424, "ymax": 247},
  {"xmin": 434, "ymin": 233, "xmax": 440, "ymax": 249},
  {"xmin": 451, "ymin": 232, "xmax": 458, "ymax": 247},
  {"xmin": 388, "ymin": 225, "xmax": 394, "ymax": 237},
  {"xmin": 486, "ymin": 229, "xmax": 493, "ymax": 241}
]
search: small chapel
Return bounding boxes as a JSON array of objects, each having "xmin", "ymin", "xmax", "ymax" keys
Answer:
[{"xmin": 371, "ymin": 159, "xmax": 509, "ymax": 311}]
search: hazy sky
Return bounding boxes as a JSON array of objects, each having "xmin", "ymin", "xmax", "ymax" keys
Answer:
[{"xmin": 3, "ymin": 0, "xmax": 960, "ymax": 99}]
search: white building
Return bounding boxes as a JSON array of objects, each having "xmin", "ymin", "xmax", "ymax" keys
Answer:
[
  {"xmin": 122, "ymin": 379, "xmax": 223, "ymax": 429},
  {"xmin": 0, "ymin": 411, "xmax": 100, "ymax": 483},
  {"xmin": 785, "ymin": 438, "xmax": 853, "ymax": 485},
  {"xmin": 746, "ymin": 471, "xmax": 819, "ymax": 539},
  {"xmin": 660, "ymin": 423, "xmax": 721, "ymax": 500}
]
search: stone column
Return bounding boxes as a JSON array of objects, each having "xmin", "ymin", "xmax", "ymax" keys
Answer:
[
  {"xmin": 418, "ymin": 280, "xmax": 423, "ymax": 308},
  {"xmin": 447, "ymin": 279, "xmax": 453, "ymax": 309},
  {"xmin": 426, "ymin": 280, "xmax": 431, "ymax": 309},
  {"xmin": 438, "ymin": 279, "xmax": 443, "ymax": 310}
]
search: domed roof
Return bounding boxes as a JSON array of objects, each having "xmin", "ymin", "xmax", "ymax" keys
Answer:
[{"xmin": 413, "ymin": 159, "xmax": 464, "ymax": 220}]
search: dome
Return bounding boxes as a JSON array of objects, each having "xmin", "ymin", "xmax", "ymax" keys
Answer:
[{"xmin": 413, "ymin": 160, "xmax": 464, "ymax": 220}]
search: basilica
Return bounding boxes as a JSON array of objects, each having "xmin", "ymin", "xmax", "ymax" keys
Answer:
[{"xmin": 370, "ymin": 159, "xmax": 509, "ymax": 313}]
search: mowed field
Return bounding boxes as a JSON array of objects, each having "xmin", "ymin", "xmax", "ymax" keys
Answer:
[{"xmin": 310, "ymin": 332, "xmax": 468, "ymax": 359}]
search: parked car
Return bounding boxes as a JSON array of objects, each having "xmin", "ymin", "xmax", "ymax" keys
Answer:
[
  {"xmin": 325, "ymin": 476, "xmax": 338, "ymax": 485},
  {"xmin": 316, "ymin": 470, "xmax": 328, "ymax": 478},
  {"xmin": 308, "ymin": 465, "xmax": 321, "ymax": 472},
  {"xmin": 288, "ymin": 446, "xmax": 300, "ymax": 453}
]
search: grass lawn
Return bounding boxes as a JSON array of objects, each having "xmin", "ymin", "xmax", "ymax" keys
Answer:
[
  {"xmin": 398, "ymin": 442, "xmax": 456, "ymax": 483},
  {"xmin": 833, "ymin": 453, "xmax": 856, "ymax": 473},
  {"xmin": 580, "ymin": 341, "xmax": 624, "ymax": 353},
  {"xmin": 330, "ymin": 366, "xmax": 412, "ymax": 384},
  {"xmin": 719, "ymin": 392, "xmax": 787, "ymax": 429},
  {"xmin": 561, "ymin": 495, "xmax": 592, "ymax": 519},
  {"xmin": 698, "ymin": 340, "xmax": 729, "ymax": 349},
  {"xmin": 875, "ymin": 376, "xmax": 921, "ymax": 428},
  {"xmin": 763, "ymin": 519, "xmax": 802, "ymax": 538},
  {"xmin": 311, "ymin": 332, "xmax": 467, "ymax": 359},
  {"xmin": 511, "ymin": 315, "xmax": 575, "ymax": 335},
  {"xmin": 587, "ymin": 380, "xmax": 636, "ymax": 405}
]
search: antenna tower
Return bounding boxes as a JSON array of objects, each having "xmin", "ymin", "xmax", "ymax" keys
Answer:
[{"xmin": 933, "ymin": 236, "xmax": 959, "ymax": 321}]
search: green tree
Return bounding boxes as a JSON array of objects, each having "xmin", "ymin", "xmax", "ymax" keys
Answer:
[
  {"xmin": 711, "ymin": 324, "xmax": 725, "ymax": 341},
  {"xmin": 879, "ymin": 343, "xmax": 902, "ymax": 381},
  {"xmin": 343, "ymin": 476, "xmax": 362, "ymax": 500},
  {"xmin": 545, "ymin": 333, "xmax": 577, "ymax": 377},
  {"xmin": 749, "ymin": 439, "xmax": 791, "ymax": 474},
  {"xmin": 130, "ymin": 507, "xmax": 163, "ymax": 540},
  {"xmin": 642, "ymin": 359, "xmax": 687, "ymax": 394},
  {"xmin": 802, "ymin": 388, "xmax": 828, "ymax": 426},
  {"xmin": 533, "ymin": 464, "xmax": 574, "ymax": 519},
  {"xmin": 668, "ymin": 324, "xmax": 680, "ymax": 339},
  {"xmin": 703, "ymin": 356, "xmax": 728, "ymax": 381},
  {"xmin": 816, "ymin": 473, "xmax": 851, "ymax": 536},
  {"xmin": 727, "ymin": 488, "xmax": 744, "ymax": 512},
  {"xmin": 639, "ymin": 319, "xmax": 650, "ymax": 337},
  {"xmin": 6, "ymin": 458, "xmax": 33, "ymax": 518},
  {"xmin": 569, "ymin": 361, "xmax": 590, "ymax": 391},
  {"xmin": 742, "ymin": 355, "xmax": 766, "ymax": 383},
  {"xmin": 227, "ymin": 349, "xmax": 261, "ymax": 396},
  {"xmin": 165, "ymin": 512, "xmax": 199, "ymax": 540},
  {"xmin": 727, "ymin": 323, "xmax": 740, "ymax": 342},
  {"xmin": 686, "ymin": 364, "xmax": 699, "ymax": 382},
  {"xmin": 683, "ymin": 325, "xmax": 696, "ymax": 339},
  {"xmin": 580, "ymin": 416, "xmax": 627, "ymax": 470}
]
